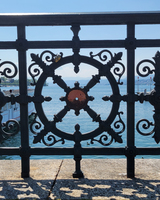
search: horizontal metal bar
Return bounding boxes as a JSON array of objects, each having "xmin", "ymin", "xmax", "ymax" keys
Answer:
[
  {"xmin": 137, "ymin": 39, "xmax": 160, "ymax": 47},
  {"xmin": 0, "ymin": 147, "xmax": 125, "ymax": 156},
  {"xmin": 0, "ymin": 12, "xmax": 160, "ymax": 26},
  {"xmin": 28, "ymin": 40, "xmax": 125, "ymax": 49},
  {"xmin": 28, "ymin": 41, "xmax": 72, "ymax": 49},
  {"xmin": 30, "ymin": 148, "xmax": 74, "ymax": 155},
  {"xmin": 0, "ymin": 41, "xmax": 16, "ymax": 49},
  {"xmin": 30, "ymin": 148, "xmax": 126, "ymax": 156},
  {"xmin": 0, "ymin": 147, "xmax": 160, "ymax": 156},
  {"xmin": 82, "ymin": 148, "xmax": 125, "ymax": 155},
  {"xmin": 0, "ymin": 40, "xmax": 125, "ymax": 49},
  {"xmin": 1, "ymin": 39, "xmax": 160, "ymax": 50},
  {"xmin": 136, "ymin": 148, "xmax": 160, "ymax": 155},
  {"xmin": 80, "ymin": 40, "xmax": 125, "ymax": 48},
  {"xmin": 0, "ymin": 147, "xmax": 20, "ymax": 155},
  {"xmin": 28, "ymin": 147, "xmax": 126, "ymax": 155}
]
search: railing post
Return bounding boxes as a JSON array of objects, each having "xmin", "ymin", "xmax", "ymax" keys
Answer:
[
  {"xmin": 126, "ymin": 23, "xmax": 136, "ymax": 178},
  {"xmin": 17, "ymin": 25, "xmax": 30, "ymax": 178}
]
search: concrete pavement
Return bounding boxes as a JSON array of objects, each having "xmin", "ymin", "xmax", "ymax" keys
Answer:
[{"xmin": 0, "ymin": 159, "xmax": 160, "ymax": 199}]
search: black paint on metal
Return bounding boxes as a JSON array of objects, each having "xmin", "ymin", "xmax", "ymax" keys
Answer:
[{"xmin": 0, "ymin": 12, "xmax": 160, "ymax": 178}]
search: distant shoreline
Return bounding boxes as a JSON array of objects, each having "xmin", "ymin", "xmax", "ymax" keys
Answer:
[{"xmin": 0, "ymin": 82, "xmax": 48, "ymax": 87}]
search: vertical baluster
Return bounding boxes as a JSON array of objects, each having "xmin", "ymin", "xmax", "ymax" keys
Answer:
[
  {"xmin": 17, "ymin": 25, "xmax": 30, "ymax": 178},
  {"xmin": 126, "ymin": 23, "xmax": 136, "ymax": 178},
  {"xmin": 73, "ymin": 124, "xmax": 84, "ymax": 178}
]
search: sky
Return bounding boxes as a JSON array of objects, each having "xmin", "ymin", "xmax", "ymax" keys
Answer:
[
  {"xmin": 0, "ymin": 0, "xmax": 159, "ymax": 13},
  {"xmin": 0, "ymin": 0, "xmax": 160, "ymax": 80}
]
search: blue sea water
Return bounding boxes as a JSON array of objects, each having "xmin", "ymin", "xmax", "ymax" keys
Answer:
[{"xmin": 0, "ymin": 79, "xmax": 159, "ymax": 160}]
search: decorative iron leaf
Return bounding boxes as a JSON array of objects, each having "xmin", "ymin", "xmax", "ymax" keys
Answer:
[{"xmin": 33, "ymin": 129, "xmax": 47, "ymax": 144}]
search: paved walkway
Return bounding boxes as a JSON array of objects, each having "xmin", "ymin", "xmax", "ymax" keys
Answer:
[{"xmin": 0, "ymin": 159, "xmax": 160, "ymax": 199}]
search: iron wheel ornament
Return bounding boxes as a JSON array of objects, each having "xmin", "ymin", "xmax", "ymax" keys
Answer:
[{"xmin": 30, "ymin": 50, "xmax": 125, "ymax": 146}]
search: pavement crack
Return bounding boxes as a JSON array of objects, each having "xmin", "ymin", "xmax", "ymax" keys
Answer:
[{"xmin": 47, "ymin": 159, "xmax": 63, "ymax": 199}]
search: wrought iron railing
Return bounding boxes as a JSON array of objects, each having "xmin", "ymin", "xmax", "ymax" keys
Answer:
[{"xmin": 0, "ymin": 12, "xmax": 160, "ymax": 178}]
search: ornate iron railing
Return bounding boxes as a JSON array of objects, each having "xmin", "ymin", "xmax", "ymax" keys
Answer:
[{"xmin": 0, "ymin": 12, "xmax": 160, "ymax": 178}]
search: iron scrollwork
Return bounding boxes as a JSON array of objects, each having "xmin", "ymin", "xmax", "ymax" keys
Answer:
[
  {"xmin": 91, "ymin": 133, "xmax": 113, "ymax": 146},
  {"xmin": 0, "ymin": 60, "xmax": 18, "ymax": 78},
  {"xmin": 90, "ymin": 50, "xmax": 125, "ymax": 84},
  {"xmin": 30, "ymin": 113, "xmax": 42, "ymax": 135},
  {"xmin": 30, "ymin": 49, "xmax": 125, "ymax": 147},
  {"xmin": 40, "ymin": 50, "xmax": 63, "ymax": 63},
  {"xmin": 28, "ymin": 51, "xmax": 63, "ymax": 86},
  {"xmin": 136, "ymin": 119, "xmax": 154, "ymax": 136},
  {"xmin": 28, "ymin": 48, "xmax": 126, "ymax": 179},
  {"xmin": 113, "ymin": 111, "xmax": 125, "ymax": 135},
  {"xmin": 0, "ymin": 59, "xmax": 19, "ymax": 142},
  {"xmin": 33, "ymin": 128, "xmax": 65, "ymax": 147},
  {"xmin": 90, "ymin": 111, "xmax": 125, "ymax": 146},
  {"xmin": 136, "ymin": 59, "xmax": 155, "ymax": 77},
  {"xmin": 90, "ymin": 49, "xmax": 113, "ymax": 62},
  {"xmin": 30, "ymin": 113, "xmax": 65, "ymax": 146},
  {"xmin": 136, "ymin": 51, "xmax": 160, "ymax": 144},
  {"xmin": 28, "ymin": 62, "xmax": 41, "ymax": 86},
  {"xmin": 0, "ymin": 114, "xmax": 20, "ymax": 141},
  {"xmin": 42, "ymin": 133, "xmax": 65, "ymax": 147}
]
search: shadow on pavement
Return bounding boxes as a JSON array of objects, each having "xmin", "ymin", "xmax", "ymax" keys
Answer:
[
  {"xmin": 0, "ymin": 178, "xmax": 52, "ymax": 200},
  {"xmin": 50, "ymin": 178, "xmax": 160, "ymax": 199}
]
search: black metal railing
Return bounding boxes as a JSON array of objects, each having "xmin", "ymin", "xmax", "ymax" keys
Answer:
[{"xmin": 0, "ymin": 12, "xmax": 160, "ymax": 178}]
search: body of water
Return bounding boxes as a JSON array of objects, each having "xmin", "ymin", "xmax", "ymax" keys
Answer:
[{"xmin": 0, "ymin": 79, "xmax": 159, "ymax": 160}]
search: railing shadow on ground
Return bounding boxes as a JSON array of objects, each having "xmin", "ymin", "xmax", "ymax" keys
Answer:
[
  {"xmin": 0, "ymin": 178, "xmax": 53, "ymax": 200},
  {"xmin": 50, "ymin": 178, "xmax": 160, "ymax": 200},
  {"xmin": 0, "ymin": 177, "xmax": 160, "ymax": 199}
]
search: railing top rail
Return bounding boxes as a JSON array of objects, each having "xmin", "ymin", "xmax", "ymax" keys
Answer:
[{"xmin": 0, "ymin": 11, "xmax": 160, "ymax": 26}]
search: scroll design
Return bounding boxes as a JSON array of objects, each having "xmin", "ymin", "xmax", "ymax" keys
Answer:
[
  {"xmin": 0, "ymin": 114, "xmax": 20, "ymax": 141},
  {"xmin": 32, "ymin": 126, "xmax": 65, "ymax": 146},
  {"xmin": 90, "ymin": 50, "xmax": 125, "ymax": 84},
  {"xmin": 30, "ymin": 49, "xmax": 124, "ymax": 147},
  {"xmin": 0, "ymin": 60, "xmax": 18, "ymax": 78},
  {"xmin": 30, "ymin": 112, "xmax": 65, "ymax": 146},
  {"xmin": 151, "ymin": 52, "xmax": 160, "ymax": 143},
  {"xmin": 42, "ymin": 132, "xmax": 65, "ymax": 147},
  {"xmin": 0, "ymin": 59, "xmax": 19, "ymax": 141},
  {"xmin": 136, "ymin": 51, "xmax": 160, "ymax": 144},
  {"xmin": 113, "ymin": 111, "xmax": 125, "ymax": 134},
  {"xmin": 28, "ymin": 51, "xmax": 63, "ymax": 85},
  {"xmin": 136, "ymin": 54, "xmax": 156, "ymax": 139},
  {"xmin": 30, "ymin": 113, "xmax": 42, "ymax": 135},
  {"xmin": 90, "ymin": 112, "xmax": 124, "ymax": 146},
  {"xmin": 136, "ymin": 59, "xmax": 155, "ymax": 77},
  {"xmin": 91, "ymin": 133, "xmax": 113, "ymax": 146},
  {"xmin": 40, "ymin": 50, "xmax": 63, "ymax": 64},
  {"xmin": 28, "ymin": 62, "xmax": 41, "ymax": 86},
  {"xmin": 90, "ymin": 125, "xmax": 123, "ymax": 146},
  {"xmin": 136, "ymin": 119, "xmax": 154, "ymax": 136},
  {"xmin": 33, "ymin": 128, "xmax": 65, "ymax": 146},
  {"xmin": 112, "ymin": 62, "xmax": 125, "ymax": 85}
]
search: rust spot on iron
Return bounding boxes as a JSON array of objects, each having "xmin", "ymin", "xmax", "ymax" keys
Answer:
[{"xmin": 67, "ymin": 89, "xmax": 88, "ymax": 111}]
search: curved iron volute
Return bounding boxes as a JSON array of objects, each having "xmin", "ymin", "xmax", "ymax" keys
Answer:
[{"xmin": 149, "ymin": 51, "xmax": 160, "ymax": 143}]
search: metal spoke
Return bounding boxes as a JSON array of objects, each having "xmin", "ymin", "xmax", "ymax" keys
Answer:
[
  {"xmin": 83, "ymin": 74, "xmax": 100, "ymax": 92},
  {"xmin": 53, "ymin": 74, "xmax": 70, "ymax": 93},
  {"xmin": 54, "ymin": 105, "xmax": 70, "ymax": 123},
  {"xmin": 83, "ymin": 105, "xmax": 101, "ymax": 123}
]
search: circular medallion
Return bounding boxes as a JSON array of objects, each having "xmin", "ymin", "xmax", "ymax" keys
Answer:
[{"xmin": 67, "ymin": 89, "xmax": 88, "ymax": 110}]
